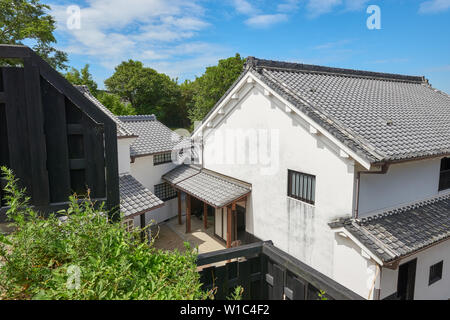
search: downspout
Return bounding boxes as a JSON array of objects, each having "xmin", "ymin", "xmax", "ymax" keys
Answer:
[
  {"xmin": 354, "ymin": 164, "xmax": 390, "ymax": 219},
  {"xmin": 368, "ymin": 263, "xmax": 382, "ymax": 300}
]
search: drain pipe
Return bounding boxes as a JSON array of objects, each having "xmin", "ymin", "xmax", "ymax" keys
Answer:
[{"xmin": 354, "ymin": 164, "xmax": 390, "ymax": 219}]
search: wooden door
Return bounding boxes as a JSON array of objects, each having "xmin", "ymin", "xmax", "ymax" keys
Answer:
[{"xmin": 397, "ymin": 259, "xmax": 417, "ymax": 300}]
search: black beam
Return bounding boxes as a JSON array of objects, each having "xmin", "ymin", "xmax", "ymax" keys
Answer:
[
  {"xmin": 261, "ymin": 243, "xmax": 364, "ymax": 300},
  {"xmin": 196, "ymin": 241, "xmax": 272, "ymax": 266}
]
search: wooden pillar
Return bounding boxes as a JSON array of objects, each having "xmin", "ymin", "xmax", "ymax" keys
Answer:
[
  {"xmin": 203, "ymin": 202, "xmax": 208, "ymax": 230},
  {"xmin": 232, "ymin": 202, "xmax": 237, "ymax": 244},
  {"xmin": 227, "ymin": 206, "xmax": 232, "ymax": 248},
  {"xmin": 140, "ymin": 213, "xmax": 146, "ymax": 242},
  {"xmin": 186, "ymin": 194, "xmax": 191, "ymax": 233},
  {"xmin": 177, "ymin": 191, "xmax": 182, "ymax": 225}
]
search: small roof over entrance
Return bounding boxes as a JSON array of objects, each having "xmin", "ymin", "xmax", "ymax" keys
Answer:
[{"xmin": 162, "ymin": 165, "xmax": 251, "ymax": 208}]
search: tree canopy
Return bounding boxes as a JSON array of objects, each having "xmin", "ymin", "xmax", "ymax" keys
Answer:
[
  {"xmin": 104, "ymin": 60, "xmax": 185, "ymax": 128},
  {"xmin": 64, "ymin": 55, "xmax": 246, "ymax": 130},
  {"xmin": 0, "ymin": 0, "xmax": 68, "ymax": 70},
  {"xmin": 65, "ymin": 64, "xmax": 98, "ymax": 96},
  {"xmin": 187, "ymin": 54, "xmax": 245, "ymax": 124}
]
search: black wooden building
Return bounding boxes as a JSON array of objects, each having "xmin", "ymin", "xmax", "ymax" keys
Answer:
[{"xmin": 0, "ymin": 45, "xmax": 119, "ymax": 221}]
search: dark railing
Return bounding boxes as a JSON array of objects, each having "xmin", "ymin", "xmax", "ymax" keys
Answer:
[{"xmin": 197, "ymin": 241, "xmax": 363, "ymax": 300}]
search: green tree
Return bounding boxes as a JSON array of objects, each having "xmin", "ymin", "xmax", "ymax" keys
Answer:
[
  {"xmin": 0, "ymin": 167, "xmax": 207, "ymax": 300},
  {"xmin": 188, "ymin": 54, "xmax": 245, "ymax": 124},
  {"xmin": 65, "ymin": 64, "xmax": 98, "ymax": 96},
  {"xmin": 105, "ymin": 60, "xmax": 183, "ymax": 128},
  {"xmin": 97, "ymin": 92, "xmax": 136, "ymax": 116},
  {"xmin": 0, "ymin": 0, "xmax": 68, "ymax": 70}
]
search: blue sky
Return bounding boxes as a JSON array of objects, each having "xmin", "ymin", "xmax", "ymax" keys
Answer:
[{"xmin": 46, "ymin": 0, "xmax": 450, "ymax": 92}]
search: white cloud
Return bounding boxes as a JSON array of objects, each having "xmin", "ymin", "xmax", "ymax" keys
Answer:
[
  {"xmin": 245, "ymin": 14, "xmax": 288, "ymax": 28},
  {"xmin": 305, "ymin": 0, "xmax": 370, "ymax": 17},
  {"xmin": 232, "ymin": 0, "xmax": 257, "ymax": 15},
  {"xmin": 344, "ymin": 0, "xmax": 370, "ymax": 11},
  {"xmin": 306, "ymin": 0, "xmax": 342, "ymax": 17},
  {"xmin": 419, "ymin": 0, "xmax": 450, "ymax": 13},
  {"xmin": 48, "ymin": 0, "xmax": 220, "ymax": 80},
  {"xmin": 277, "ymin": 0, "xmax": 301, "ymax": 12},
  {"xmin": 230, "ymin": 0, "xmax": 289, "ymax": 27}
]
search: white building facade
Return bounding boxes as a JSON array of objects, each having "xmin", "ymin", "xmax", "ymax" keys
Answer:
[{"xmin": 191, "ymin": 58, "xmax": 450, "ymax": 300}]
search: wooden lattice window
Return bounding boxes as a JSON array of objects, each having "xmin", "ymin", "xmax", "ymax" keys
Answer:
[
  {"xmin": 153, "ymin": 152, "xmax": 172, "ymax": 166},
  {"xmin": 288, "ymin": 170, "xmax": 316, "ymax": 205},
  {"xmin": 154, "ymin": 182, "xmax": 177, "ymax": 201},
  {"xmin": 122, "ymin": 218, "xmax": 134, "ymax": 233}
]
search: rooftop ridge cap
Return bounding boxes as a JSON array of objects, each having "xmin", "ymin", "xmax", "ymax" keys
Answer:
[
  {"xmin": 118, "ymin": 114, "xmax": 157, "ymax": 122},
  {"xmin": 248, "ymin": 57, "xmax": 425, "ymax": 83},
  {"xmin": 359, "ymin": 191, "xmax": 450, "ymax": 224}
]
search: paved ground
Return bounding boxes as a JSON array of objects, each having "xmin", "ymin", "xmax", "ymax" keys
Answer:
[{"xmin": 152, "ymin": 215, "xmax": 226, "ymax": 254}]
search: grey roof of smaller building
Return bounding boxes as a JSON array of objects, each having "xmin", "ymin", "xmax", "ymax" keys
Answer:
[
  {"xmin": 118, "ymin": 115, "xmax": 187, "ymax": 157},
  {"xmin": 162, "ymin": 165, "xmax": 201, "ymax": 184},
  {"xmin": 119, "ymin": 174, "xmax": 164, "ymax": 218},
  {"xmin": 162, "ymin": 165, "xmax": 251, "ymax": 208},
  {"xmin": 330, "ymin": 193, "xmax": 450, "ymax": 263},
  {"xmin": 75, "ymin": 86, "xmax": 136, "ymax": 138}
]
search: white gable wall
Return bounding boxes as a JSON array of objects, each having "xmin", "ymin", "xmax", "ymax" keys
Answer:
[
  {"xmin": 118, "ymin": 137, "xmax": 135, "ymax": 175},
  {"xmin": 358, "ymin": 158, "xmax": 442, "ymax": 217},
  {"xmin": 202, "ymin": 83, "xmax": 356, "ymax": 278},
  {"xmin": 379, "ymin": 240, "xmax": 450, "ymax": 300},
  {"xmin": 130, "ymin": 155, "xmax": 178, "ymax": 225}
]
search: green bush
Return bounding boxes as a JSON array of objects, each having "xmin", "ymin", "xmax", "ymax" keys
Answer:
[{"xmin": 0, "ymin": 167, "xmax": 207, "ymax": 300}]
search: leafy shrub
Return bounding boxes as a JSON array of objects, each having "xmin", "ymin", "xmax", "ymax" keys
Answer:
[{"xmin": 0, "ymin": 167, "xmax": 207, "ymax": 300}]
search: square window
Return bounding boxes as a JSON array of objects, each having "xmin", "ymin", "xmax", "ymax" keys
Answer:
[
  {"xmin": 287, "ymin": 170, "xmax": 316, "ymax": 205},
  {"xmin": 429, "ymin": 261, "xmax": 443, "ymax": 286}
]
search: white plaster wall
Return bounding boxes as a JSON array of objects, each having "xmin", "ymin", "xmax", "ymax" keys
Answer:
[
  {"xmin": 332, "ymin": 233, "xmax": 379, "ymax": 299},
  {"xmin": 201, "ymin": 84, "xmax": 355, "ymax": 279},
  {"xmin": 358, "ymin": 158, "xmax": 442, "ymax": 216},
  {"xmin": 117, "ymin": 138, "xmax": 135, "ymax": 175},
  {"xmin": 380, "ymin": 240, "xmax": 450, "ymax": 300},
  {"xmin": 130, "ymin": 155, "xmax": 178, "ymax": 224}
]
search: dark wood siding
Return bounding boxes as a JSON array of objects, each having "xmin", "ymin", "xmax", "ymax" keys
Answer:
[{"xmin": 0, "ymin": 45, "xmax": 119, "ymax": 220}]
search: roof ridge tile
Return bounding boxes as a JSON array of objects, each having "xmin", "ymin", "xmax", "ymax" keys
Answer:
[{"xmin": 246, "ymin": 57, "xmax": 426, "ymax": 83}]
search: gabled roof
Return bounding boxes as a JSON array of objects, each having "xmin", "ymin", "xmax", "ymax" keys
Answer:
[
  {"xmin": 162, "ymin": 165, "xmax": 251, "ymax": 208},
  {"xmin": 118, "ymin": 115, "xmax": 186, "ymax": 157},
  {"xmin": 330, "ymin": 193, "xmax": 450, "ymax": 264},
  {"xmin": 247, "ymin": 58, "xmax": 450, "ymax": 164},
  {"xmin": 198, "ymin": 58, "xmax": 450, "ymax": 165},
  {"xmin": 75, "ymin": 86, "xmax": 136, "ymax": 138},
  {"xmin": 119, "ymin": 174, "xmax": 164, "ymax": 218}
]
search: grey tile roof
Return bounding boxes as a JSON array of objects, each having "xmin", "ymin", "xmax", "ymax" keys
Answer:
[
  {"xmin": 162, "ymin": 165, "xmax": 251, "ymax": 208},
  {"xmin": 119, "ymin": 174, "xmax": 164, "ymax": 218},
  {"xmin": 331, "ymin": 193, "xmax": 450, "ymax": 263},
  {"xmin": 162, "ymin": 164, "xmax": 201, "ymax": 184},
  {"xmin": 204, "ymin": 58, "xmax": 450, "ymax": 164},
  {"xmin": 75, "ymin": 86, "xmax": 136, "ymax": 138},
  {"xmin": 118, "ymin": 115, "xmax": 187, "ymax": 157}
]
